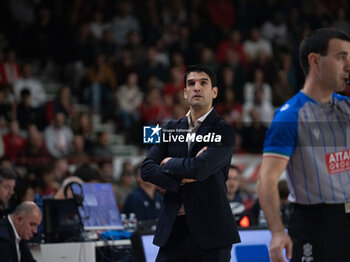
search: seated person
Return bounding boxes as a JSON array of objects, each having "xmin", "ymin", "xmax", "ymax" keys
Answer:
[
  {"xmin": 249, "ymin": 179, "xmax": 290, "ymax": 226},
  {"xmin": 0, "ymin": 167, "xmax": 16, "ymax": 220},
  {"xmin": 0, "ymin": 201, "xmax": 42, "ymax": 262},
  {"xmin": 226, "ymin": 165, "xmax": 242, "ymax": 203},
  {"xmin": 226, "ymin": 165, "xmax": 246, "ymax": 223},
  {"xmin": 122, "ymin": 166, "xmax": 163, "ymax": 221}
]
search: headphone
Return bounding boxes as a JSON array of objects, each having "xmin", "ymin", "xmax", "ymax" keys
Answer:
[{"xmin": 64, "ymin": 182, "xmax": 84, "ymax": 206}]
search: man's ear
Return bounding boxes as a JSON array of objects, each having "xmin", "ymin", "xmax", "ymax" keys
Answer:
[
  {"xmin": 308, "ymin": 53, "xmax": 320, "ymax": 68},
  {"xmin": 15, "ymin": 215, "xmax": 24, "ymax": 225},
  {"xmin": 212, "ymin": 86, "xmax": 218, "ymax": 99},
  {"xmin": 184, "ymin": 88, "xmax": 188, "ymax": 99}
]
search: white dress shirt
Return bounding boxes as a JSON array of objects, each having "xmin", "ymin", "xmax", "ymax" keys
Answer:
[{"xmin": 178, "ymin": 108, "xmax": 214, "ymax": 215}]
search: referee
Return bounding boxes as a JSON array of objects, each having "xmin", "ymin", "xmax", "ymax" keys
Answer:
[{"xmin": 258, "ymin": 28, "xmax": 350, "ymax": 262}]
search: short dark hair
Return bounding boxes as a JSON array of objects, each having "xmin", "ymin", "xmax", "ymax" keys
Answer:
[
  {"xmin": 299, "ymin": 28, "xmax": 350, "ymax": 76},
  {"xmin": 229, "ymin": 165, "xmax": 241, "ymax": 173},
  {"xmin": 20, "ymin": 88, "xmax": 31, "ymax": 98},
  {"xmin": 73, "ymin": 163, "xmax": 102, "ymax": 182},
  {"xmin": 0, "ymin": 167, "xmax": 17, "ymax": 184},
  {"xmin": 184, "ymin": 64, "xmax": 217, "ymax": 87}
]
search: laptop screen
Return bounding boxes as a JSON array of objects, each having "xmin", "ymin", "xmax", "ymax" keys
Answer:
[{"xmin": 76, "ymin": 183, "xmax": 123, "ymax": 231}]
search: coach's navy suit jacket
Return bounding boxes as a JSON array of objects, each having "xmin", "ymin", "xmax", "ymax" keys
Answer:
[
  {"xmin": 141, "ymin": 110, "xmax": 241, "ymax": 249},
  {"xmin": 0, "ymin": 218, "xmax": 36, "ymax": 262}
]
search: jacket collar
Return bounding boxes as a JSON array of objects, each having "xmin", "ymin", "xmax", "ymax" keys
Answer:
[{"xmin": 188, "ymin": 110, "xmax": 220, "ymax": 153}]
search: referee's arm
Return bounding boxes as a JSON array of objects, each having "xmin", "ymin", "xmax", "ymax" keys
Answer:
[{"xmin": 257, "ymin": 156, "xmax": 292, "ymax": 262}]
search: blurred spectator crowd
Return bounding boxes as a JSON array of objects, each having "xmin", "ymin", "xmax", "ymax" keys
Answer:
[{"xmin": 0, "ymin": 0, "xmax": 350, "ymax": 223}]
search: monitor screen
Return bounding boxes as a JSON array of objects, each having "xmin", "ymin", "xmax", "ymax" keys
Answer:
[
  {"xmin": 43, "ymin": 199, "xmax": 83, "ymax": 243},
  {"xmin": 76, "ymin": 183, "xmax": 123, "ymax": 231},
  {"xmin": 141, "ymin": 234, "xmax": 159, "ymax": 262},
  {"xmin": 231, "ymin": 228, "xmax": 271, "ymax": 262},
  {"xmin": 135, "ymin": 228, "xmax": 284, "ymax": 262}
]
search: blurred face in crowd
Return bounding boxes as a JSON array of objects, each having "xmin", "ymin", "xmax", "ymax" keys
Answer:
[
  {"xmin": 128, "ymin": 31, "xmax": 140, "ymax": 46},
  {"xmin": 6, "ymin": 50, "xmax": 16, "ymax": 63},
  {"xmin": 100, "ymin": 162, "xmax": 113, "ymax": 181},
  {"xmin": 223, "ymin": 67, "xmax": 234, "ymax": 86},
  {"xmin": 147, "ymin": 47, "xmax": 157, "ymax": 62},
  {"xmin": 59, "ymin": 86, "xmax": 71, "ymax": 100},
  {"xmin": 28, "ymin": 128, "xmax": 43, "ymax": 148},
  {"xmin": 103, "ymin": 29, "xmax": 113, "ymax": 42},
  {"xmin": 22, "ymin": 64, "xmax": 32, "ymax": 78},
  {"xmin": 22, "ymin": 187, "xmax": 35, "ymax": 202},
  {"xmin": 254, "ymin": 69, "xmax": 264, "ymax": 83},
  {"xmin": 201, "ymin": 48, "xmax": 214, "ymax": 64},
  {"xmin": 53, "ymin": 158, "xmax": 69, "ymax": 182},
  {"xmin": 98, "ymin": 132, "xmax": 109, "ymax": 146},
  {"xmin": 9, "ymin": 121, "xmax": 20, "ymax": 135},
  {"xmin": 251, "ymin": 28, "xmax": 260, "ymax": 41},
  {"xmin": 127, "ymin": 73, "xmax": 138, "ymax": 87},
  {"xmin": 226, "ymin": 168, "xmax": 240, "ymax": 196},
  {"xmin": 146, "ymin": 89, "xmax": 161, "ymax": 106},
  {"xmin": 230, "ymin": 30, "xmax": 241, "ymax": 44},
  {"xmin": 96, "ymin": 54, "xmax": 106, "ymax": 67},
  {"xmin": 54, "ymin": 113, "xmax": 66, "ymax": 128},
  {"xmin": 72, "ymin": 135, "xmax": 85, "ymax": 152},
  {"xmin": 0, "ymin": 178, "xmax": 15, "ymax": 208},
  {"xmin": 79, "ymin": 113, "xmax": 92, "ymax": 132}
]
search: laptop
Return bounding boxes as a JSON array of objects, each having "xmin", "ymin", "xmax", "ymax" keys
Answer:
[{"xmin": 75, "ymin": 183, "xmax": 123, "ymax": 231}]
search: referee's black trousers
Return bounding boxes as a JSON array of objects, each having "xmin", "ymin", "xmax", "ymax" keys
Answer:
[{"xmin": 288, "ymin": 203, "xmax": 350, "ymax": 262}]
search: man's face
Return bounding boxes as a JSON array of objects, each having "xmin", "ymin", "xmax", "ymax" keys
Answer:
[
  {"xmin": 0, "ymin": 179, "xmax": 15, "ymax": 207},
  {"xmin": 54, "ymin": 113, "xmax": 65, "ymax": 128},
  {"xmin": 226, "ymin": 168, "xmax": 240, "ymax": 195},
  {"xmin": 99, "ymin": 132, "xmax": 109, "ymax": 146},
  {"xmin": 318, "ymin": 39, "xmax": 350, "ymax": 92},
  {"xmin": 16, "ymin": 211, "xmax": 42, "ymax": 240},
  {"xmin": 184, "ymin": 71, "xmax": 217, "ymax": 111},
  {"xmin": 23, "ymin": 64, "xmax": 32, "ymax": 78}
]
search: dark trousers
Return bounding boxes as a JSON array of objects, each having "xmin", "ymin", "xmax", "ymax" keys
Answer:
[
  {"xmin": 156, "ymin": 215, "xmax": 232, "ymax": 262},
  {"xmin": 288, "ymin": 203, "xmax": 350, "ymax": 262}
]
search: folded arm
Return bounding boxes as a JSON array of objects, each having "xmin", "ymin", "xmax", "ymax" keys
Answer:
[
  {"xmin": 141, "ymin": 143, "xmax": 180, "ymax": 192},
  {"xmin": 161, "ymin": 139, "xmax": 234, "ymax": 182}
]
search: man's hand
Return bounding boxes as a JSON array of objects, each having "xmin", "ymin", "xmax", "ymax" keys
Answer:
[
  {"xmin": 180, "ymin": 178, "xmax": 196, "ymax": 185},
  {"xmin": 269, "ymin": 231, "xmax": 292, "ymax": 262},
  {"xmin": 180, "ymin": 147, "xmax": 207, "ymax": 185},
  {"xmin": 258, "ymin": 157, "xmax": 291, "ymax": 262},
  {"xmin": 160, "ymin": 157, "xmax": 171, "ymax": 166},
  {"xmin": 196, "ymin": 146, "xmax": 207, "ymax": 157},
  {"xmin": 161, "ymin": 147, "xmax": 207, "ymax": 185}
]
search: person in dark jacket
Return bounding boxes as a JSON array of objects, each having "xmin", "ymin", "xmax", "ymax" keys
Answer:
[
  {"xmin": 141, "ymin": 64, "xmax": 240, "ymax": 262},
  {"xmin": 123, "ymin": 166, "xmax": 163, "ymax": 221},
  {"xmin": 0, "ymin": 201, "xmax": 42, "ymax": 262},
  {"xmin": 0, "ymin": 168, "xmax": 16, "ymax": 220}
]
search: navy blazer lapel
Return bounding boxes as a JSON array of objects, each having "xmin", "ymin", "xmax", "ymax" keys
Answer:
[
  {"xmin": 5, "ymin": 218, "xmax": 19, "ymax": 262},
  {"xmin": 177, "ymin": 117, "xmax": 189, "ymax": 156},
  {"xmin": 188, "ymin": 110, "xmax": 219, "ymax": 154},
  {"xmin": 178, "ymin": 116, "xmax": 189, "ymax": 130}
]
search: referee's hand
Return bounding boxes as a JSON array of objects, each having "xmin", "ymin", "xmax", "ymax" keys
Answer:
[{"xmin": 269, "ymin": 231, "xmax": 292, "ymax": 262}]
